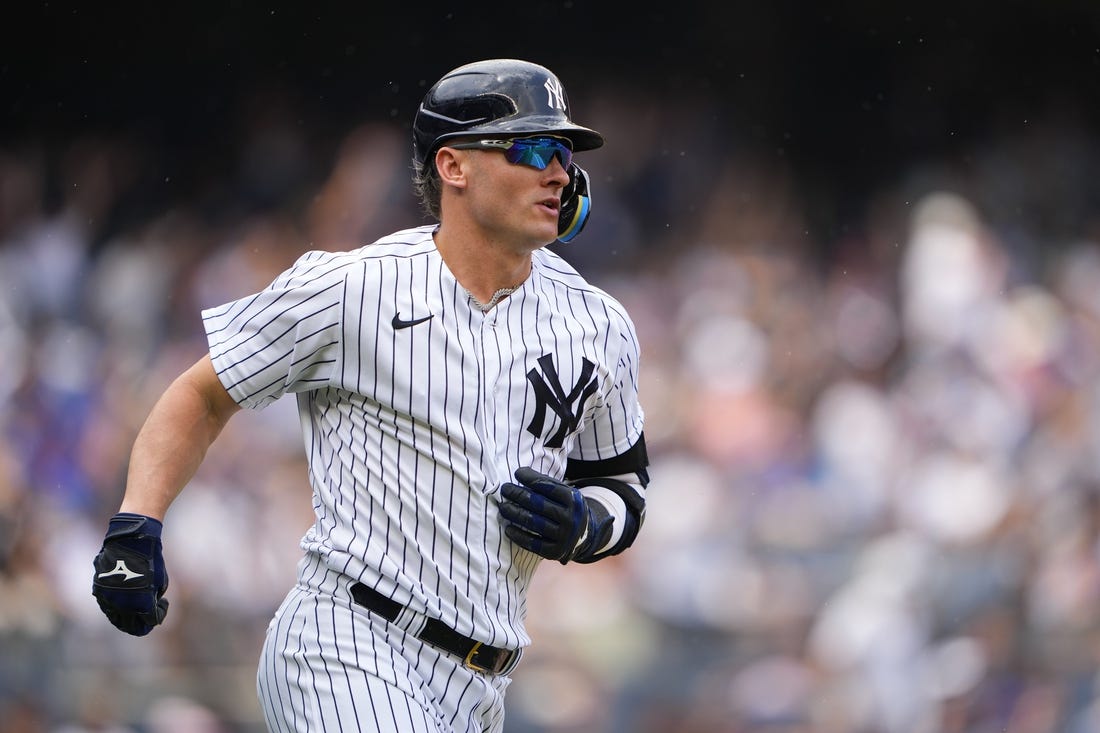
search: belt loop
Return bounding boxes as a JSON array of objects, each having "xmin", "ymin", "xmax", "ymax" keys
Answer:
[{"xmin": 496, "ymin": 648, "xmax": 522, "ymax": 676}]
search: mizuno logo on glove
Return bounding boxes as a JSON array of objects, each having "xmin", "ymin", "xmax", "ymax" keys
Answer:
[{"xmin": 97, "ymin": 559, "xmax": 144, "ymax": 581}]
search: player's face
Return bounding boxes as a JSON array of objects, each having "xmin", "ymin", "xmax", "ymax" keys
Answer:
[{"xmin": 453, "ymin": 137, "xmax": 572, "ymax": 248}]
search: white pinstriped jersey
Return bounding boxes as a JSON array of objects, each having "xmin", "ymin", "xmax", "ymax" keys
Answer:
[{"xmin": 202, "ymin": 224, "xmax": 644, "ymax": 651}]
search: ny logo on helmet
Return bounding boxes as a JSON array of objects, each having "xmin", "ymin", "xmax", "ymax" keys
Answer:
[
  {"xmin": 544, "ymin": 78, "xmax": 567, "ymax": 111},
  {"xmin": 526, "ymin": 354, "xmax": 598, "ymax": 449}
]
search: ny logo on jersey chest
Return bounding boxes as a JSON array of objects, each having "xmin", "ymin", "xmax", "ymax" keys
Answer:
[{"xmin": 526, "ymin": 353, "xmax": 598, "ymax": 449}]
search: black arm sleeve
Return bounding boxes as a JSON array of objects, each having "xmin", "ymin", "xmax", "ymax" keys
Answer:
[{"xmin": 565, "ymin": 433, "xmax": 649, "ymax": 486}]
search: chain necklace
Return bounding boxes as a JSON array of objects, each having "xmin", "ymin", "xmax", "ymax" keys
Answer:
[{"xmin": 468, "ymin": 285, "xmax": 518, "ymax": 312}]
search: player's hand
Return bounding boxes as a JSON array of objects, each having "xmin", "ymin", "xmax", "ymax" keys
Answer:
[
  {"xmin": 499, "ymin": 467, "xmax": 612, "ymax": 564},
  {"xmin": 92, "ymin": 512, "xmax": 169, "ymax": 636}
]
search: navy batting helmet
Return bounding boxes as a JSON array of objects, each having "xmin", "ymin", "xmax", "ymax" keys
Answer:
[{"xmin": 412, "ymin": 59, "xmax": 604, "ymax": 169}]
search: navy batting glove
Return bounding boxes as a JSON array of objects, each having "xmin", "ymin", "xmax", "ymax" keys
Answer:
[
  {"xmin": 92, "ymin": 512, "xmax": 169, "ymax": 636},
  {"xmin": 499, "ymin": 467, "xmax": 613, "ymax": 564}
]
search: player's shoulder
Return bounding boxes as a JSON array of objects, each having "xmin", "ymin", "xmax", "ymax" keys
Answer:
[
  {"xmin": 279, "ymin": 226, "xmax": 436, "ymax": 280},
  {"xmin": 307, "ymin": 225, "xmax": 437, "ymax": 265},
  {"xmin": 531, "ymin": 249, "xmax": 634, "ymax": 323},
  {"xmin": 356, "ymin": 225, "xmax": 439, "ymax": 258},
  {"xmin": 532, "ymin": 248, "xmax": 619, "ymax": 300}
]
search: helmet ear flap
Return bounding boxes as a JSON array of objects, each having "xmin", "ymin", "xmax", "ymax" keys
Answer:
[{"xmin": 557, "ymin": 163, "xmax": 592, "ymax": 243}]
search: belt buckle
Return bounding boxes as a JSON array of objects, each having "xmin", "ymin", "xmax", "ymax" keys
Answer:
[
  {"xmin": 463, "ymin": 642, "xmax": 490, "ymax": 673},
  {"xmin": 464, "ymin": 642, "xmax": 521, "ymax": 676}
]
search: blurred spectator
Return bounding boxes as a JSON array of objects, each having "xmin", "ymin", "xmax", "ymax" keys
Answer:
[{"xmin": 2, "ymin": 77, "xmax": 1100, "ymax": 732}]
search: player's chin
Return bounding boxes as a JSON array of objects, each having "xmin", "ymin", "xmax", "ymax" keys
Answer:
[
  {"xmin": 531, "ymin": 209, "xmax": 560, "ymax": 244},
  {"xmin": 533, "ymin": 229, "xmax": 559, "ymax": 247}
]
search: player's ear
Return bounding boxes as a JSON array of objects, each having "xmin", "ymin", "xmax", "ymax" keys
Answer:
[{"xmin": 434, "ymin": 147, "xmax": 468, "ymax": 189}]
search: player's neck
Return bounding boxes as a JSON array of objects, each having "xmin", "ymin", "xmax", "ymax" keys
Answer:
[{"xmin": 433, "ymin": 226, "xmax": 532, "ymax": 305}]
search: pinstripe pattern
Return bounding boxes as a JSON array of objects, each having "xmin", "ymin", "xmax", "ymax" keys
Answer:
[
  {"xmin": 203, "ymin": 225, "xmax": 644, "ymax": 731},
  {"xmin": 257, "ymin": 556, "xmax": 508, "ymax": 732}
]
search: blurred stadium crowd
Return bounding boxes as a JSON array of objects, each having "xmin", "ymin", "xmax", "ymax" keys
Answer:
[{"xmin": 3, "ymin": 80, "xmax": 1100, "ymax": 733}]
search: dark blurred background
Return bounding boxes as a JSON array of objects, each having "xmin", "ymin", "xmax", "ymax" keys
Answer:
[
  {"xmin": 5, "ymin": 1, "xmax": 1099, "ymax": 252},
  {"xmin": 4, "ymin": 2, "xmax": 1100, "ymax": 732}
]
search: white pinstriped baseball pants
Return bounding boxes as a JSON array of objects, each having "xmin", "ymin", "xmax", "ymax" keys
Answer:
[{"xmin": 256, "ymin": 559, "xmax": 511, "ymax": 733}]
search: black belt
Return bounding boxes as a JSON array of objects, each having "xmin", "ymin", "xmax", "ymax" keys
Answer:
[{"xmin": 349, "ymin": 582, "xmax": 520, "ymax": 676}]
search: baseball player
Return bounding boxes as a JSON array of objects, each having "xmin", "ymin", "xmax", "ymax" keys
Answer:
[{"xmin": 92, "ymin": 58, "xmax": 649, "ymax": 733}]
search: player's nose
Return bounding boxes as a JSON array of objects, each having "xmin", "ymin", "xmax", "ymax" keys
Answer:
[{"xmin": 544, "ymin": 156, "xmax": 570, "ymax": 185}]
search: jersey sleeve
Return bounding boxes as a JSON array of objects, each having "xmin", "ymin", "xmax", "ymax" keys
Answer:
[
  {"xmin": 201, "ymin": 250, "xmax": 347, "ymax": 409},
  {"xmin": 569, "ymin": 300, "xmax": 646, "ymax": 465}
]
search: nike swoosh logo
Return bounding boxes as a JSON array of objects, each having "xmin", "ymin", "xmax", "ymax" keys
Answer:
[
  {"xmin": 392, "ymin": 312, "xmax": 434, "ymax": 330},
  {"xmin": 97, "ymin": 559, "xmax": 144, "ymax": 581}
]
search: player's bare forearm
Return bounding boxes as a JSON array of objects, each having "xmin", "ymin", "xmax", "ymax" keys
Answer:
[{"xmin": 119, "ymin": 355, "xmax": 241, "ymax": 520}]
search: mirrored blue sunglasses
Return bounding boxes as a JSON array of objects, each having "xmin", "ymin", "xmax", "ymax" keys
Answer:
[{"xmin": 448, "ymin": 136, "xmax": 573, "ymax": 170}]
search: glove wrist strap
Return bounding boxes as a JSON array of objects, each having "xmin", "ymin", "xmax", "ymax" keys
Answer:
[{"xmin": 107, "ymin": 512, "xmax": 163, "ymax": 539}]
